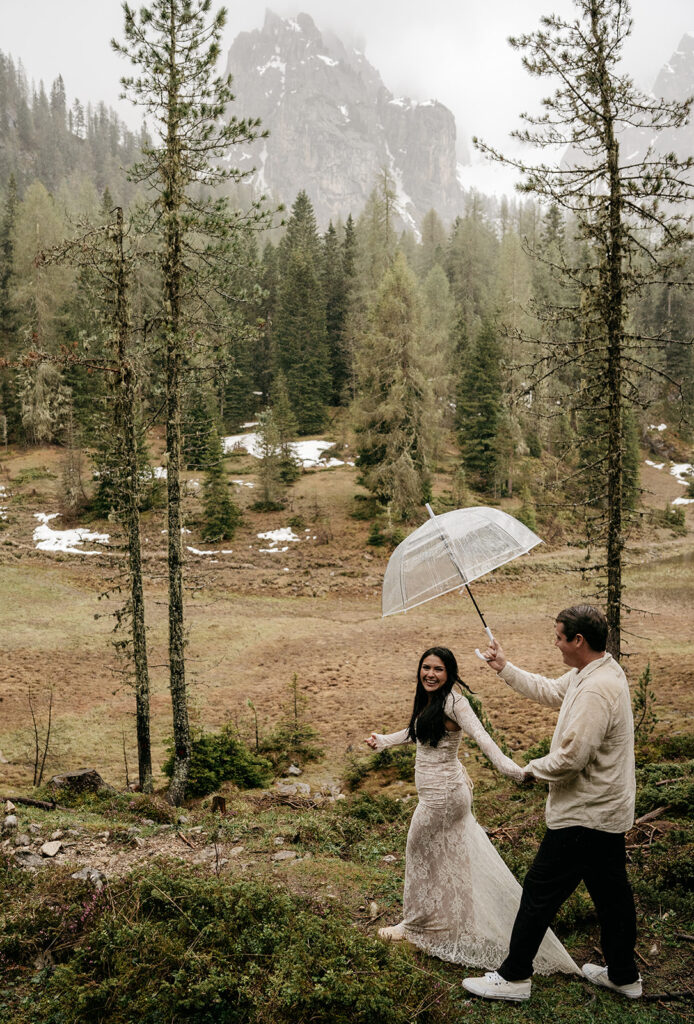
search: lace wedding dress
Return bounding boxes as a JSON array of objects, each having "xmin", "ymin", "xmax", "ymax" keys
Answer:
[{"xmin": 371, "ymin": 690, "xmax": 579, "ymax": 974}]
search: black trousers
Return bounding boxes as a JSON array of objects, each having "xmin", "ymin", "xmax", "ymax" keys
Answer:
[{"xmin": 499, "ymin": 825, "xmax": 638, "ymax": 985}]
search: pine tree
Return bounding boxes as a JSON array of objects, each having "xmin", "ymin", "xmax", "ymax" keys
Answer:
[
  {"xmin": 353, "ymin": 253, "xmax": 435, "ymax": 519},
  {"xmin": 322, "ymin": 221, "xmax": 349, "ymax": 404},
  {"xmin": 269, "ymin": 370, "xmax": 300, "ymax": 483},
  {"xmin": 456, "ymin": 320, "xmax": 504, "ymax": 492},
  {"xmin": 201, "ymin": 424, "xmax": 240, "ymax": 542},
  {"xmin": 0, "ymin": 175, "xmax": 20, "ymax": 441},
  {"xmin": 253, "ymin": 407, "xmax": 284, "ymax": 509},
  {"xmin": 274, "ymin": 192, "xmax": 330, "ymax": 434},
  {"xmin": 115, "ymin": 0, "xmax": 269, "ymax": 803},
  {"xmin": 475, "ymin": 0, "xmax": 694, "ymax": 656}
]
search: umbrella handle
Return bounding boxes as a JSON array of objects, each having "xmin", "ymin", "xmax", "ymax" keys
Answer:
[{"xmin": 474, "ymin": 626, "xmax": 495, "ymax": 662}]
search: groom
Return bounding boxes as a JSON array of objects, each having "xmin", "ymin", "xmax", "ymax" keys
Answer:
[{"xmin": 463, "ymin": 605, "xmax": 641, "ymax": 1002}]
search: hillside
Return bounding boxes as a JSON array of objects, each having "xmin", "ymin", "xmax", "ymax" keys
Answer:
[{"xmin": 1, "ymin": 428, "xmax": 693, "ymax": 1021}]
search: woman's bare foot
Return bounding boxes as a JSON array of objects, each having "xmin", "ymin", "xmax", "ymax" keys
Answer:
[{"xmin": 378, "ymin": 922, "xmax": 407, "ymax": 941}]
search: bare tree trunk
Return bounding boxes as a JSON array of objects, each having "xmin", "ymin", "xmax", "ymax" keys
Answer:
[
  {"xmin": 113, "ymin": 207, "xmax": 153, "ymax": 792},
  {"xmin": 163, "ymin": 9, "xmax": 190, "ymax": 805},
  {"xmin": 594, "ymin": 3, "xmax": 624, "ymax": 659}
]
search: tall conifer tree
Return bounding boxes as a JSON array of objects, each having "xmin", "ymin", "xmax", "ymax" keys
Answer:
[{"xmin": 115, "ymin": 0, "xmax": 268, "ymax": 803}]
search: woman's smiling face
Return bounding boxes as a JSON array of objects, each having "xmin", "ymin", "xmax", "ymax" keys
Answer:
[{"xmin": 420, "ymin": 654, "xmax": 448, "ymax": 693}]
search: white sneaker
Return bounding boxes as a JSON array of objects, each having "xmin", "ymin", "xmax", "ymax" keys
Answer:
[
  {"xmin": 582, "ymin": 963, "xmax": 642, "ymax": 999},
  {"xmin": 377, "ymin": 923, "xmax": 407, "ymax": 941},
  {"xmin": 462, "ymin": 971, "xmax": 531, "ymax": 1002}
]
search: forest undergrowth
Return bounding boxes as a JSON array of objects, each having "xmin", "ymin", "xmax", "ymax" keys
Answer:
[{"xmin": 1, "ymin": 733, "xmax": 692, "ymax": 1024}]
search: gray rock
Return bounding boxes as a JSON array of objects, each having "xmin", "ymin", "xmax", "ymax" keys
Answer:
[
  {"xmin": 4, "ymin": 800, "xmax": 15, "ymax": 813},
  {"xmin": 272, "ymin": 850, "xmax": 298, "ymax": 862},
  {"xmin": 50, "ymin": 830, "xmax": 64, "ymax": 841},
  {"xmin": 28, "ymin": 823, "xmax": 42, "ymax": 834},
  {"xmin": 40, "ymin": 840, "xmax": 63, "ymax": 858},
  {"xmin": 275, "ymin": 783, "xmax": 298, "ymax": 797},
  {"xmin": 14, "ymin": 849, "xmax": 43, "ymax": 870},
  {"xmin": 71, "ymin": 866, "xmax": 106, "ymax": 888},
  {"xmin": 286, "ymin": 764, "xmax": 302, "ymax": 776},
  {"xmin": 12, "ymin": 833, "xmax": 31, "ymax": 847},
  {"xmin": 3, "ymin": 814, "xmax": 18, "ymax": 833}
]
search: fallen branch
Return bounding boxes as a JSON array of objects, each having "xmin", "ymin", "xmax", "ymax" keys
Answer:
[
  {"xmin": 176, "ymin": 831, "xmax": 195, "ymax": 849},
  {"xmin": 0, "ymin": 795, "xmax": 68, "ymax": 811},
  {"xmin": 641, "ymin": 992, "xmax": 693, "ymax": 1003},
  {"xmin": 634, "ymin": 806, "xmax": 669, "ymax": 825}
]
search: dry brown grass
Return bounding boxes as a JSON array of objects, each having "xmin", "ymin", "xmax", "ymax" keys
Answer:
[{"xmin": 1, "ymin": 440, "xmax": 692, "ymax": 793}]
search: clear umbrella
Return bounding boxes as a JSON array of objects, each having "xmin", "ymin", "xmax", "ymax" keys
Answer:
[{"xmin": 382, "ymin": 504, "xmax": 542, "ymax": 655}]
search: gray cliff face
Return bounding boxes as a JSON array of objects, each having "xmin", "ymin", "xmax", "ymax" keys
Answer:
[
  {"xmin": 607, "ymin": 33, "xmax": 694, "ymax": 169},
  {"xmin": 224, "ymin": 10, "xmax": 464, "ymax": 231}
]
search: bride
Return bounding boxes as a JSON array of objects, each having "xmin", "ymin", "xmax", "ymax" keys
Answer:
[{"xmin": 366, "ymin": 646, "xmax": 578, "ymax": 975}]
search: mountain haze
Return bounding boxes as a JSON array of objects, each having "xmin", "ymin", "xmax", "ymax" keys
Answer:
[{"xmin": 224, "ymin": 10, "xmax": 468, "ymax": 231}]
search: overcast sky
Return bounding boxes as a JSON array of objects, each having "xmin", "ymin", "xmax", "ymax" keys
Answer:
[{"xmin": 3, "ymin": 0, "xmax": 693, "ymax": 158}]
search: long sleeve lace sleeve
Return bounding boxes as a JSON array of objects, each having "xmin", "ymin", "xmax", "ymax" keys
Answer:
[
  {"xmin": 444, "ymin": 693, "xmax": 525, "ymax": 782},
  {"xmin": 369, "ymin": 727, "xmax": 412, "ymax": 753}
]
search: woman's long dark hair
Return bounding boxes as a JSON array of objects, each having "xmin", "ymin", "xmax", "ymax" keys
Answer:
[{"xmin": 407, "ymin": 646, "xmax": 472, "ymax": 748}]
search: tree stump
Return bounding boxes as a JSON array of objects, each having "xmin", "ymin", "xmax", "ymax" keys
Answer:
[{"xmin": 211, "ymin": 795, "xmax": 226, "ymax": 814}]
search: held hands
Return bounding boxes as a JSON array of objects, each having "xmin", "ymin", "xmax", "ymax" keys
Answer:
[
  {"xmin": 365, "ymin": 733, "xmax": 379, "ymax": 750},
  {"xmin": 481, "ymin": 638, "xmax": 507, "ymax": 673}
]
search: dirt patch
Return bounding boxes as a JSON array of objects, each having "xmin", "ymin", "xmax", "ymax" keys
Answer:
[{"xmin": 1, "ymin": 441, "xmax": 693, "ymax": 790}]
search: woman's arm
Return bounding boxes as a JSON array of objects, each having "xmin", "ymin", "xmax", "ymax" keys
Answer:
[
  {"xmin": 445, "ymin": 693, "xmax": 525, "ymax": 782},
  {"xmin": 365, "ymin": 727, "xmax": 412, "ymax": 753}
]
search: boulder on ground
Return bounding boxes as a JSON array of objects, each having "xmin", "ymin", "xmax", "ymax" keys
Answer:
[
  {"xmin": 49, "ymin": 769, "xmax": 113, "ymax": 794},
  {"xmin": 13, "ymin": 849, "xmax": 43, "ymax": 870},
  {"xmin": 2, "ymin": 815, "xmax": 18, "ymax": 833},
  {"xmin": 71, "ymin": 866, "xmax": 106, "ymax": 888},
  {"xmin": 40, "ymin": 840, "xmax": 63, "ymax": 858}
]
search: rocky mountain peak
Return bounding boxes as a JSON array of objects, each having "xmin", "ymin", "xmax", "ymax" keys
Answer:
[{"xmin": 224, "ymin": 10, "xmax": 465, "ymax": 232}]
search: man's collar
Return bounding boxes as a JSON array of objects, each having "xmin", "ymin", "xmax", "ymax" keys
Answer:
[{"xmin": 575, "ymin": 651, "xmax": 611, "ymax": 682}]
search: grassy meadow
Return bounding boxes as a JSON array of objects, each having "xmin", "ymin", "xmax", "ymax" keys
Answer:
[{"xmin": 1, "ymin": 434, "xmax": 693, "ymax": 1022}]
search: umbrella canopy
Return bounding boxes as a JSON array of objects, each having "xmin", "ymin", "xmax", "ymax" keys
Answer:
[{"xmin": 382, "ymin": 506, "xmax": 542, "ymax": 618}]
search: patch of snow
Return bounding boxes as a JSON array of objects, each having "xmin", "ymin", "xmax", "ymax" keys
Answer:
[
  {"xmin": 241, "ymin": 421, "xmax": 258, "ymax": 428},
  {"xmin": 649, "ymin": 423, "xmax": 667, "ymax": 432},
  {"xmin": 316, "ymin": 54, "xmax": 338, "ymax": 66},
  {"xmin": 645, "ymin": 460, "xmax": 665, "ymax": 470},
  {"xmin": 187, "ymin": 547, "xmax": 215, "ymax": 556},
  {"xmin": 671, "ymin": 463, "xmax": 693, "ymax": 486},
  {"xmin": 389, "ymin": 97, "xmax": 410, "ymax": 108},
  {"xmin": 33, "ymin": 512, "xmax": 109, "ymax": 556},
  {"xmin": 339, "ymin": 104, "xmax": 349, "ymax": 121},
  {"xmin": 222, "ymin": 433, "xmax": 345, "ymax": 469},
  {"xmin": 0, "ymin": 485, "xmax": 6, "ymax": 496},
  {"xmin": 231, "ymin": 479, "xmax": 255, "ymax": 488},
  {"xmin": 257, "ymin": 54, "xmax": 287, "ymax": 79},
  {"xmin": 255, "ymin": 143, "xmax": 269, "ymax": 192},
  {"xmin": 0, "ymin": 506, "xmax": 8, "ymax": 520},
  {"xmin": 672, "ymin": 496, "xmax": 694, "ymax": 506},
  {"xmin": 257, "ymin": 527, "xmax": 300, "ymax": 544},
  {"xmin": 161, "ymin": 527, "xmax": 192, "ymax": 534},
  {"xmin": 153, "ymin": 466, "xmax": 167, "ymax": 479},
  {"xmin": 385, "ymin": 142, "xmax": 420, "ymax": 240}
]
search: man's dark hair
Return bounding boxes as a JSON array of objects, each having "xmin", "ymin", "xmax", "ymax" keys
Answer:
[{"xmin": 556, "ymin": 605, "xmax": 608, "ymax": 652}]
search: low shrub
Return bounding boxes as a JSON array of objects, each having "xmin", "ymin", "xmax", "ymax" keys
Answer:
[
  {"xmin": 5, "ymin": 868, "xmax": 442, "ymax": 1024},
  {"xmin": 162, "ymin": 725, "xmax": 273, "ymax": 797}
]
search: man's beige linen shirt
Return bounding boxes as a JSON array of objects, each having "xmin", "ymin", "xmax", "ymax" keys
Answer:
[{"xmin": 500, "ymin": 653, "xmax": 635, "ymax": 833}]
